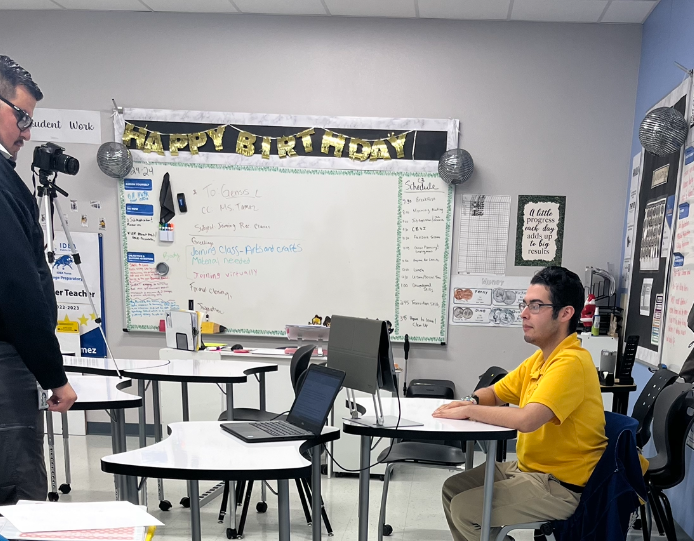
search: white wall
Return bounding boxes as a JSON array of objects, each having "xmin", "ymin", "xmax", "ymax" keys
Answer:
[{"xmin": 3, "ymin": 10, "xmax": 641, "ymax": 401}]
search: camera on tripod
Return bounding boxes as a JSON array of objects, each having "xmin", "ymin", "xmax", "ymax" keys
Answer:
[{"xmin": 32, "ymin": 142, "xmax": 79, "ymax": 175}]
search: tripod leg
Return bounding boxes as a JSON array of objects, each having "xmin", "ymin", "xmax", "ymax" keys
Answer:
[
  {"xmin": 237, "ymin": 480, "xmax": 253, "ymax": 537},
  {"xmin": 218, "ymin": 481, "xmax": 230, "ymax": 523}
]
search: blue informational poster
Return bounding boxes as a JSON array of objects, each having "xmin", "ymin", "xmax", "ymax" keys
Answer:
[{"xmin": 50, "ymin": 231, "xmax": 107, "ymax": 357}]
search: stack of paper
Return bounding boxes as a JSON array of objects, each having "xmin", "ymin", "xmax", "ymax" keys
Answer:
[{"xmin": 0, "ymin": 501, "xmax": 162, "ymax": 541}]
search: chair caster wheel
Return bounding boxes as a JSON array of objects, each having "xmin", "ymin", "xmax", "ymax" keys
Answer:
[
  {"xmin": 59, "ymin": 483, "xmax": 71, "ymax": 494},
  {"xmin": 256, "ymin": 501, "xmax": 268, "ymax": 513},
  {"xmin": 180, "ymin": 496, "xmax": 190, "ymax": 508},
  {"xmin": 328, "ymin": 533, "xmax": 334, "ymax": 537},
  {"xmin": 48, "ymin": 492, "xmax": 59, "ymax": 502},
  {"xmin": 226, "ymin": 528, "xmax": 238, "ymax": 539},
  {"xmin": 378, "ymin": 475, "xmax": 385, "ymax": 481},
  {"xmin": 159, "ymin": 500, "xmax": 172, "ymax": 511},
  {"xmin": 383, "ymin": 524, "xmax": 393, "ymax": 536}
]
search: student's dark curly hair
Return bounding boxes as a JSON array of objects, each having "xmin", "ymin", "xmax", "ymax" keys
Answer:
[{"xmin": 530, "ymin": 266, "xmax": 585, "ymax": 333}]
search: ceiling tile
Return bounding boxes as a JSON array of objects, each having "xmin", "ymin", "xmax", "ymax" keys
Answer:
[
  {"xmin": 0, "ymin": 0, "xmax": 61, "ymax": 8},
  {"xmin": 511, "ymin": 0, "xmax": 608, "ymax": 23},
  {"xmin": 324, "ymin": 0, "xmax": 416, "ymax": 18},
  {"xmin": 601, "ymin": 0, "xmax": 657, "ymax": 23},
  {"xmin": 233, "ymin": 0, "xmax": 326, "ymax": 15},
  {"xmin": 142, "ymin": 0, "xmax": 238, "ymax": 13},
  {"xmin": 55, "ymin": 0, "xmax": 147, "ymax": 9},
  {"xmin": 418, "ymin": 0, "xmax": 510, "ymax": 20}
]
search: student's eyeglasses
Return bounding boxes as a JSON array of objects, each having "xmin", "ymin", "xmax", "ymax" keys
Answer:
[
  {"xmin": 518, "ymin": 302, "xmax": 559, "ymax": 313},
  {"xmin": 0, "ymin": 94, "xmax": 33, "ymax": 131}
]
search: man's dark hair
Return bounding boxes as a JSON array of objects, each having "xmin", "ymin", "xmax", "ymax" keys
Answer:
[
  {"xmin": 530, "ymin": 266, "xmax": 585, "ymax": 333},
  {"xmin": 0, "ymin": 55, "xmax": 43, "ymax": 101}
]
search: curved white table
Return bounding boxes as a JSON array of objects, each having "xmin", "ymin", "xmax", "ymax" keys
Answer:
[
  {"xmin": 63, "ymin": 356, "xmax": 278, "ymax": 516},
  {"xmin": 343, "ymin": 397, "xmax": 517, "ymax": 541},
  {"xmin": 101, "ymin": 421, "xmax": 340, "ymax": 541},
  {"xmin": 46, "ymin": 374, "xmax": 142, "ymax": 502}
]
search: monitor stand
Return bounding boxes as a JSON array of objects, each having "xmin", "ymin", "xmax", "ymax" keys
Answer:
[{"xmin": 344, "ymin": 388, "xmax": 422, "ymax": 428}]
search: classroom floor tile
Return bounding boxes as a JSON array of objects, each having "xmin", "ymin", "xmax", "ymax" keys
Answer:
[{"xmin": 42, "ymin": 435, "xmax": 691, "ymax": 541}]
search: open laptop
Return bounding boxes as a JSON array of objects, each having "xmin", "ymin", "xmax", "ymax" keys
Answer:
[{"xmin": 221, "ymin": 364, "xmax": 345, "ymax": 443}]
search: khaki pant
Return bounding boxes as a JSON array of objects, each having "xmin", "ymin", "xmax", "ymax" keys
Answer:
[{"xmin": 442, "ymin": 461, "xmax": 580, "ymax": 541}]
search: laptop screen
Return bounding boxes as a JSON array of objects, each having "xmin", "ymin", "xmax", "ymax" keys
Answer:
[{"xmin": 287, "ymin": 365, "xmax": 345, "ymax": 434}]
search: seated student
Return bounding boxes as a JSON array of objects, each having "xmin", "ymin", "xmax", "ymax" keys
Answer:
[{"xmin": 434, "ymin": 266, "xmax": 607, "ymax": 541}]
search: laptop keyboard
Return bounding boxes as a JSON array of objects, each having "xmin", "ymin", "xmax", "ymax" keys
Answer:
[{"xmin": 251, "ymin": 421, "xmax": 311, "ymax": 437}]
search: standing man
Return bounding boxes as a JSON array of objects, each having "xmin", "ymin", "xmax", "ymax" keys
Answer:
[
  {"xmin": 0, "ymin": 55, "xmax": 77, "ymax": 504},
  {"xmin": 434, "ymin": 266, "xmax": 606, "ymax": 541}
]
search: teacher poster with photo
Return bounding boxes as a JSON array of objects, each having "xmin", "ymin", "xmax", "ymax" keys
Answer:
[{"xmin": 514, "ymin": 195, "xmax": 566, "ymax": 267}]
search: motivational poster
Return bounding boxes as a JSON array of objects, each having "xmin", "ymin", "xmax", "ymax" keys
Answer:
[{"xmin": 515, "ymin": 195, "xmax": 566, "ymax": 267}]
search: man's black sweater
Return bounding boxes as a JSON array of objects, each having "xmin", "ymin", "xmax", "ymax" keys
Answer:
[{"xmin": 0, "ymin": 155, "xmax": 67, "ymax": 390}]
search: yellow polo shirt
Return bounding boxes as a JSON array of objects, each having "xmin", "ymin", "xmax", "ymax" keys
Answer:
[{"xmin": 493, "ymin": 333, "xmax": 607, "ymax": 486}]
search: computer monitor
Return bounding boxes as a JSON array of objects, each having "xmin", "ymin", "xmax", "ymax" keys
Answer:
[
  {"xmin": 328, "ymin": 315, "xmax": 420, "ymax": 428},
  {"xmin": 327, "ymin": 315, "xmax": 384, "ymax": 395}
]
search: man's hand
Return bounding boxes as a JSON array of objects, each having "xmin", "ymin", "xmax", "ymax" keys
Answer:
[
  {"xmin": 432, "ymin": 400, "xmax": 475, "ymax": 419},
  {"xmin": 48, "ymin": 382, "xmax": 77, "ymax": 412}
]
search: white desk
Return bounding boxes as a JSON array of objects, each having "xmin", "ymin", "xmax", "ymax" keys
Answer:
[
  {"xmin": 343, "ymin": 397, "xmax": 517, "ymax": 541},
  {"xmin": 46, "ymin": 374, "xmax": 142, "ymax": 503},
  {"xmin": 101, "ymin": 421, "xmax": 340, "ymax": 541}
]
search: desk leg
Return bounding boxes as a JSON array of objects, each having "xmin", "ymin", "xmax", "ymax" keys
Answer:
[
  {"xmin": 60, "ymin": 412, "xmax": 72, "ymax": 493},
  {"xmin": 328, "ymin": 408, "xmax": 334, "ymax": 478},
  {"xmin": 182, "ymin": 382, "xmax": 190, "ymax": 422},
  {"xmin": 465, "ymin": 441, "xmax": 475, "ymax": 470},
  {"xmin": 45, "ymin": 411, "xmax": 58, "ymax": 499},
  {"xmin": 226, "ymin": 384, "xmax": 237, "ymax": 532},
  {"xmin": 278, "ymin": 479, "xmax": 290, "ymax": 541},
  {"xmin": 612, "ymin": 392, "xmax": 628, "ymax": 415},
  {"xmin": 480, "ymin": 440, "xmax": 497, "ymax": 541},
  {"xmin": 358, "ymin": 435, "xmax": 371, "ymax": 541},
  {"xmin": 259, "ymin": 374, "xmax": 267, "ymax": 504},
  {"xmin": 137, "ymin": 379, "xmax": 148, "ymax": 507},
  {"xmin": 188, "ymin": 480, "xmax": 201, "ymax": 541},
  {"xmin": 109, "ymin": 410, "xmax": 122, "ymax": 500},
  {"xmin": 312, "ymin": 445, "xmax": 322, "ymax": 541},
  {"xmin": 151, "ymin": 381, "xmax": 167, "ymax": 505}
]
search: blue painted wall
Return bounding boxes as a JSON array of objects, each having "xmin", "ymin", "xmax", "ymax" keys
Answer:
[{"xmin": 627, "ymin": 1, "xmax": 694, "ymax": 535}]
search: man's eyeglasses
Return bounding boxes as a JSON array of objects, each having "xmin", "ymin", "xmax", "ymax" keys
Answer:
[
  {"xmin": 518, "ymin": 302, "xmax": 558, "ymax": 313},
  {"xmin": 0, "ymin": 94, "xmax": 33, "ymax": 131}
]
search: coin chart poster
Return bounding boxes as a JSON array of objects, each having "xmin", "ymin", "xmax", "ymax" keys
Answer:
[{"xmin": 450, "ymin": 274, "xmax": 531, "ymax": 327}]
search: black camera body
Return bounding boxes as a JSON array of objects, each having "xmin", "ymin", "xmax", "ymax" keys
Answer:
[{"xmin": 32, "ymin": 142, "xmax": 79, "ymax": 175}]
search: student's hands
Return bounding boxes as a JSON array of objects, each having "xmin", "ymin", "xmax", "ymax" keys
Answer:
[
  {"xmin": 432, "ymin": 400, "xmax": 475, "ymax": 419},
  {"xmin": 48, "ymin": 382, "xmax": 78, "ymax": 412}
]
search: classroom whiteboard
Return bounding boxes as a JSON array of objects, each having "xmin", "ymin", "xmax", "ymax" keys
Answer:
[{"xmin": 119, "ymin": 161, "xmax": 453, "ymax": 342}]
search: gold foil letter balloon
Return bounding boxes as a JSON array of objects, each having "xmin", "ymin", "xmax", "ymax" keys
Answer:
[
  {"xmin": 320, "ymin": 130, "xmax": 346, "ymax": 158},
  {"xmin": 348, "ymin": 138, "xmax": 371, "ymax": 161},
  {"xmin": 122, "ymin": 123, "xmax": 146, "ymax": 150},
  {"xmin": 236, "ymin": 131, "xmax": 257, "ymax": 157},
  {"xmin": 143, "ymin": 131, "xmax": 165, "ymax": 155},
  {"xmin": 277, "ymin": 136, "xmax": 297, "ymax": 158},
  {"xmin": 168, "ymin": 134, "xmax": 189, "ymax": 156},
  {"xmin": 296, "ymin": 128, "xmax": 315, "ymax": 152},
  {"xmin": 188, "ymin": 132, "xmax": 208, "ymax": 155},
  {"xmin": 207, "ymin": 126, "xmax": 226, "ymax": 151},
  {"xmin": 261, "ymin": 137, "xmax": 271, "ymax": 160},
  {"xmin": 387, "ymin": 133, "xmax": 408, "ymax": 158},
  {"xmin": 370, "ymin": 139, "xmax": 391, "ymax": 161}
]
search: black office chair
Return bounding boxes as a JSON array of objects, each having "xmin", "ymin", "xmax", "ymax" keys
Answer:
[
  {"xmin": 218, "ymin": 344, "xmax": 315, "ymax": 422},
  {"xmin": 217, "ymin": 344, "xmax": 333, "ymax": 539},
  {"xmin": 631, "ymin": 367, "xmax": 679, "ymax": 448},
  {"xmin": 469, "ymin": 366, "xmax": 509, "ymax": 466},
  {"xmin": 639, "ymin": 382, "xmax": 694, "ymax": 541}
]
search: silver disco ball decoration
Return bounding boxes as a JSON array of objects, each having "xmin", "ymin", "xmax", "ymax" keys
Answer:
[
  {"xmin": 438, "ymin": 148, "xmax": 474, "ymax": 186},
  {"xmin": 97, "ymin": 142, "xmax": 133, "ymax": 178},
  {"xmin": 639, "ymin": 107, "xmax": 689, "ymax": 156}
]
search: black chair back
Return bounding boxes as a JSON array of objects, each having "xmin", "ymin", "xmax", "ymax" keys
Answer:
[
  {"xmin": 648, "ymin": 382, "xmax": 694, "ymax": 489},
  {"xmin": 475, "ymin": 366, "xmax": 507, "ymax": 391},
  {"xmin": 631, "ymin": 368, "xmax": 679, "ymax": 447},
  {"xmin": 290, "ymin": 344, "xmax": 315, "ymax": 395}
]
